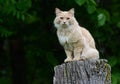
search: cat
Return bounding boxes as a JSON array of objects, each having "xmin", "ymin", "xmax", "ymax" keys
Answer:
[{"xmin": 54, "ymin": 8, "xmax": 99, "ymax": 62}]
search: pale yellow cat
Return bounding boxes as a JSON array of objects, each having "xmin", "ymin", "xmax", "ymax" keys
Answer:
[{"xmin": 54, "ymin": 8, "xmax": 99, "ymax": 62}]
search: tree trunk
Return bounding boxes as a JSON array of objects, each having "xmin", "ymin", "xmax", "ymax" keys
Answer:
[{"xmin": 53, "ymin": 59, "xmax": 111, "ymax": 84}]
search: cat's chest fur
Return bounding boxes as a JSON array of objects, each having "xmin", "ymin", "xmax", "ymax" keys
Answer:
[
  {"xmin": 58, "ymin": 34, "xmax": 69, "ymax": 45},
  {"xmin": 57, "ymin": 29, "xmax": 70, "ymax": 45},
  {"xmin": 57, "ymin": 28, "xmax": 76, "ymax": 46}
]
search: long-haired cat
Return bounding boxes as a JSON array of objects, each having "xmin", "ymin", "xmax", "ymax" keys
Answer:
[{"xmin": 54, "ymin": 8, "xmax": 99, "ymax": 62}]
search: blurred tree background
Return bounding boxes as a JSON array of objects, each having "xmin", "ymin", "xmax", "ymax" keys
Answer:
[{"xmin": 0, "ymin": 0, "xmax": 120, "ymax": 84}]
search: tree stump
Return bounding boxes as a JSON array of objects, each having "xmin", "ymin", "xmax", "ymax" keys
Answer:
[{"xmin": 53, "ymin": 59, "xmax": 111, "ymax": 84}]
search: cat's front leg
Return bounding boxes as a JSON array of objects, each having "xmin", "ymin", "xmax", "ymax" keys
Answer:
[
  {"xmin": 64, "ymin": 49, "xmax": 73, "ymax": 62},
  {"xmin": 73, "ymin": 47, "xmax": 84, "ymax": 61}
]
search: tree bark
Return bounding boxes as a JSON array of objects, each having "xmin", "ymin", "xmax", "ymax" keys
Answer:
[{"xmin": 53, "ymin": 59, "xmax": 111, "ymax": 84}]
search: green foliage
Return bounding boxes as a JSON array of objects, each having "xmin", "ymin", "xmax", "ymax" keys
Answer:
[
  {"xmin": 97, "ymin": 13, "xmax": 106, "ymax": 26},
  {"xmin": 0, "ymin": 0, "xmax": 120, "ymax": 84},
  {"xmin": 86, "ymin": 0, "xmax": 97, "ymax": 14},
  {"xmin": 117, "ymin": 21, "xmax": 120, "ymax": 28},
  {"xmin": 0, "ymin": 78, "xmax": 11, "ymax": 84},
  {"xmin": 75, "ymin": 0, "xmax": 86, "ymax": 6},
  {"xmin": 0, "ymin": 26, "xmax": 13, "ymax": 37},
  {"xmin": 0, "ymin": 0, "xmax": 31, "ymax": 21},
  {"xmin": 75, "ymin": 0, "xmax": 97, "ymax": 14},
  {"xmin": 112, "ymin": 73, "xmax": 120, "ymax": 84},
  {"xmin": 86, "ymin": 4, "xmax": 96, "ymax": 14},
  {"xmin": 97, "ymin": 9, "xmax": 110, "ymax": 26}
]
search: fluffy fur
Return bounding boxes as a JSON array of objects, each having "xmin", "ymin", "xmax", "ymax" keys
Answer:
[{"xmin": 54, "ymin": 8, "xmax": 99, "ymax": 62}]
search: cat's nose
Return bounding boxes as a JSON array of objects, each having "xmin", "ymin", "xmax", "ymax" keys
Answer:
[{"xmin": 63, "ymin": 22, "xmax": 66, "ymax": 24}]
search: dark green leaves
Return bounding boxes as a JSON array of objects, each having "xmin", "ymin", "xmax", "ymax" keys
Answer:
[
  {"xmin": 75, "ymin": 0, "xmax": 97, "ymax": 14},
  {"xmin": 89, "ymin": 0, "xmax": 97, "ymax": 5},
  {"xmin": 86, "ymin": 0, "xmax": 97, "ymax": 14},
  {"xmin": 0, "ymin": 0, "xmax": 32, "ymax": 21},
  {"xmin": 75, "ymin": 0, "xmax": 86, "ymax": 6},
  {"xmin": 87, "ymin": 5, "xmax": 96, "ymax": 14},
  {"xmin": 0, "ymin": 26, "xmax": 14, "ymax": 37},
  {"xmin": 97, "ymin": 9, "xmax": 110, "ymax": 26},
  {"xmin": 117, "ymin": 22, "xmax": 120, "ymax": 28},
  {"xmin": 98, "ymin": 13, "xmax": 106, "ymax": 26}
]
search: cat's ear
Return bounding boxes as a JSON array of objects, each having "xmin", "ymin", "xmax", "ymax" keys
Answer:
[
  {"xmin": 55, "ymin": 8, "xmax": 62, "ymax": 15},
  {"xmin": 69, "ymin": 8, "xmax": 74, "ymax": 16}
]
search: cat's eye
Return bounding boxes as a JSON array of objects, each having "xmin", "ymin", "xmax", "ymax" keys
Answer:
[
  {"xmin": 60, "ymin": 17, "xmax": 63, "ymax": 19},
  {"xmin": 66, "ymin": 17, "xmax": 70, "ymax": 20}
]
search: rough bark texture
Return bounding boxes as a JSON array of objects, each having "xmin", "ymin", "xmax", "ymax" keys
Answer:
[{"xmin": 53, "ymin": 59, "xmax": 111, "ymax": 84}]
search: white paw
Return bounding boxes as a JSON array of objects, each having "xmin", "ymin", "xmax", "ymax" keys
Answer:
[
  {"xmin": 64, "ymin": 58, "xmax": 72, "ymax": 62},
  {"xmin": 73, "ymin": 56, "xmax": 86, "ymax": 61},
  {"xmin": 73, "ymin": 57, "xmax": 81, "ymax": 61},
  {"xmin": 80, "ymin": 56, "xmax": 86, "ymax": 60}
]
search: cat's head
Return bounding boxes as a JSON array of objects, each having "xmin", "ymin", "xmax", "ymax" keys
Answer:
[{"xmin": 54, "ymin": 8, "xmax": 77, "ymax": 29}]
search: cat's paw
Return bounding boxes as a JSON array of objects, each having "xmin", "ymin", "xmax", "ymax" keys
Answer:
[
  {"xmin": 73, "ymin": 57, "xmax": 81, "ymax": 61},
  {"xmin": 64, "ymin": 58, "xmax": 72, "ymax": 62},
  {"xmin": 80, "ymin": 56, "xmax": 86, "ymax": 61},
  {"xmin": 73, "ymin": 56, "xmax": 86, "ymax": 61}
]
